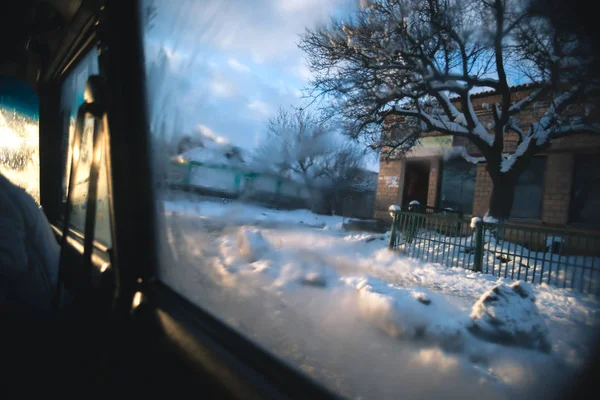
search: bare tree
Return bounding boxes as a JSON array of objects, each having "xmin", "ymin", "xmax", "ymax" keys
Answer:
[
  {"xmin": 254, "ymin": 107, "xmax": 369, "ymax": 214},
  {"xmin": 254, "ymin": 107, "xmax": 332, "ymax": 185},
  {"xmin": 320, "ymin": 142, "xmax": 366, "ymax": 214},
  {"xmin": 300, "ymin": 0, "xmax": 599, "ymax": 219}
]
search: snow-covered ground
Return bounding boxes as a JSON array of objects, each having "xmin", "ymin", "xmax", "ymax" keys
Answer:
[
  {"xmin": 160, "ymin": 196, "xmax": 600, "ymax": 400},
  {"xmin": 165, "ymin": 195, "xmax": 345, "ymax": 229}
]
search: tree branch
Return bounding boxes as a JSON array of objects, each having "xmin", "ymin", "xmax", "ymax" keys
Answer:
[
  {"xmin": 548, "ymin": 123, "xmax": 600, "ymax": 138},
  {"xmin": 508, "ymin": 86, "xmax": 548, "ymax": 116},
  {"xmin": 493, "ymin": 0, "xmax": 511, "ymax": 150},
  {"xmin": 507, "ymin": 117, "xmax": 526, "ymax": 141}
]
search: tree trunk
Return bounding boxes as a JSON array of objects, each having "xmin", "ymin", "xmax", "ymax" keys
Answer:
[{"xmin": 488, "ymin": 175, "xmax": 517, "ymax": 221}]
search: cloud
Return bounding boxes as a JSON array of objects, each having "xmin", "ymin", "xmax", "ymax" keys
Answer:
[
  {"xmin": 144, "ymin": 0, "xmax": 362, "ymax": 152},
  {"xmin": 210, "ymin": 75, "xmax": 238, "ymax": 98},
  {"xmin": 248, "ymin": 99, "xmax": 272, "ymax": 118},
  {"xmin": 291, "ymin": 60, "xmax": 313, "ymax": 81},
  {"xmin": 227, "ymin": 58, "xmax": 251, "ymax": 73},
  {"xmin": 149, "ymin": 0, "xmax": 351, "ymax": 62},
  {"xmin": 278, "ymin": 0, "xmax": 330, "ymax": 13}
]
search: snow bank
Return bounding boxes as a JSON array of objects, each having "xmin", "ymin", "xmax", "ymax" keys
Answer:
[
  {"xmin": 342, "ymin": 276, "xmax": 466, "ymax": 351},
  {"xmin": 276, "ymin": 258, "xmax": 340, "ymax": 289},
  {"xmin": 470, "ymin": 281, "xmax": 550, "ymax": 352},
  {"xmin": 237, "ymin": 227, "xmax": 272, "ymax": 263},
  {"xmin": 164, "ymin": 200, "xmax": 600, "ymax": 398},
  {"xmin": 165, "ymin": 197, "xmax": 344, "ymax": 229},
  {"xmin": 215, "ymin": 226, "xmax": 342, "ymax": 290}
]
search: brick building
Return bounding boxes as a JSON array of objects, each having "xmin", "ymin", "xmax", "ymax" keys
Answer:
[{"xmin": 374, "ymin": 84, "xmax": 600, "ymax": 230}]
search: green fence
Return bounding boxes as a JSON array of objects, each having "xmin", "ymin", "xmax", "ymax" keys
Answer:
[{"xmin": 388, "ymin": 210, "xmax": 600, "ymax": 295}]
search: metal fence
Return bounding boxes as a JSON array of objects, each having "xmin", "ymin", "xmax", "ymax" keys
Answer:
[{"xmin": 388, "ymin": 210, "xmax": 600, "ymax": 295}]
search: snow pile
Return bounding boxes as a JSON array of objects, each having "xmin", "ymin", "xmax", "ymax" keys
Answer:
[
  {"xmin": 469, "ymin": 281, "xmax": 550, "ymax": 352},
  {"xmin": 342, "ymin": 276, "xmax": 465, "ymax": 351},
  {"xmin": 214, "ymin": 226, "xmax": 341, "ymax": 290},
  {"xmin": 322, "ymin": 222, "xmax": 344, "ymax": 231},
  {"xmin": 276, "ymin": 257, "xmax": 339, "ymax": 289},
  {"xmin": 237, "ymin": 227, "xmax": 272, "ymax": 263},
  {"xmin": 470, "ymin": 217, "xmax": 482, "ymax": 228}
]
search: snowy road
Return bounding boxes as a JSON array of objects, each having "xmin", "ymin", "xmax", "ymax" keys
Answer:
[{"xmin": 159, "ymin": 198, "xmax": 600, "ymax": 400}]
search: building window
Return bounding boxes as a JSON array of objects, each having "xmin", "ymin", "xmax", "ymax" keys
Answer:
[
  {"xmin": 569, "ymin": 154, "xmax": 600, "ymax": 226},
  {"xmin": 439, "ymin": 158, "xmax": 476, "ymax": 214},
  {"xmin": 511, "ymin": 156, "xmax": 545, "ymax": 220}
]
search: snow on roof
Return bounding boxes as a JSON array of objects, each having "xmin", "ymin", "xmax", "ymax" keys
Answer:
[
  {"xmin": 175, "ymin": 146, "xmax": 245, "ymax": 168},
  {"xmin": 175, "ymin": 125, "xmax": 247, "ymax": 167},
  {"xmin": 448, "ymin": 82, "xmax": 541, "ymax": 102}
]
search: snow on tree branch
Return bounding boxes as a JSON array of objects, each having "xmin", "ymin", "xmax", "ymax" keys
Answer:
[
  {"xmin": 508, "ymin": 87, "xmax": 545, "ymax": 115},
  {"xmin": 548, "ymin": 123, "xmax": 600, "ymax": 138}
]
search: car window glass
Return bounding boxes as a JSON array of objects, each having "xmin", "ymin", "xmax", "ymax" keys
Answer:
[
  {"xmin": 141, "ymin": 1, "xmax": 600, "ymax": 399},
  {"xmin": 0, "ymin": 76, "xmax": 40, "ymax": 203},
  {"xmin": 59, "ymin": 49, "xmax": 111, "ymax": 246}
]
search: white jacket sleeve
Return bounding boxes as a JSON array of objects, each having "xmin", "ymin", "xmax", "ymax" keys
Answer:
[{"xmin": 0, "ymin": 174, "xmax": 60, "ymax": 311}]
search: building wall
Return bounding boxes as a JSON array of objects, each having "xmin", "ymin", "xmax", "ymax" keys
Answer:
[
  {"xmin": 541, "ymin": 153, "xmax": 573, "ymax": 225},
  {"xmin": 376, "ymin": 87, "xmax": 600, "ymax": 228},
  {"xmin": 427, "ymin": 158, "xmax": 440, "ymax": 208},
  {"xmin": 473, "ymin": 164, "xmax": 493, "ymax": 217},
  {"xmin": 374, "ymin": 159, "xmax": 405, "ymax": 220}
]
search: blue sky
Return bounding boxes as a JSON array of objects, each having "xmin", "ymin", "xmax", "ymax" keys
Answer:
[{"xmin": 144, "ymin": 0, "xmax": 379, "ymax": 170}]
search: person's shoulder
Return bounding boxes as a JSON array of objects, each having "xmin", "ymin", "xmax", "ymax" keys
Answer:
[{"xmin": 0, "ymin": 173, "xmax": 38, "ymax": 222}]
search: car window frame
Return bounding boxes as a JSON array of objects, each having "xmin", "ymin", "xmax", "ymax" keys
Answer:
[
  {"xmin": 97, "ymin": 1, "xmax": 344, "ymax": 398},
  {"xmin": 55, "ymin": 40, "xmax": 115, "ymax": 247}
]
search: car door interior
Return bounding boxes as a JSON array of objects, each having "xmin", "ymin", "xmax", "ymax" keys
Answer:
[{"xmin": 3, "ymin": 1, "xmax": 340, "ymax": 397}]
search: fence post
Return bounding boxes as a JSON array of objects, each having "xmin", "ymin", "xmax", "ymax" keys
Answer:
[
  {"xmin": 474, "ymin": 219, "xmax": 484, "ymax": 272},
  {"xmin": 388, "ymin": 214, "xmax": 399, "ymax": 249},
  {"xmin": 388, "ymin": 205, "xmax": 401, "ymax": 249}
]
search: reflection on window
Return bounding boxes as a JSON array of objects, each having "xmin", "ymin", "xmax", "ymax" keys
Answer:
[
  {"xmin": 59, "ymin": 49, "xmax": 111, "ymax": 246},
  {"xmin": 511, "ymin": 157, "xmax": 545, "ymax": 220},
  {"xmin": 569, "ymin": 154, "xmax": 600, "ymax": 226},
  {"xmin": 0, "ymin": 76, "xmax": 40, "ymax": 203},
  {"xmin": 439, "ymin": 159, "xmax": 476, "ymax": 214},
  {"xmin": 141, "ymin": 1, "xmax": 597, "ymax": 399}
]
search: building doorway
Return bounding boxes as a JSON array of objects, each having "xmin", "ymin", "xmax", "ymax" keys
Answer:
[{"xmin": 402, "ymin": 159, "xmax": 430, "ymax": 208}]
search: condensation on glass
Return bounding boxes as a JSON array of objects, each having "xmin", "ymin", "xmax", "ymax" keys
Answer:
[{"xmin": 0, "ymin": 77, "xmax": 40, "ymax": 203}]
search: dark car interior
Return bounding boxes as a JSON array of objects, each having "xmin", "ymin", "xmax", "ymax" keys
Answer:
[
  {"xmin": 1, "ymin": 1, "xmax": 340, "ymax": 397},
  {"xmin": 0, "ymin": 0, "xmax": 598, "ymax": 398}
]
